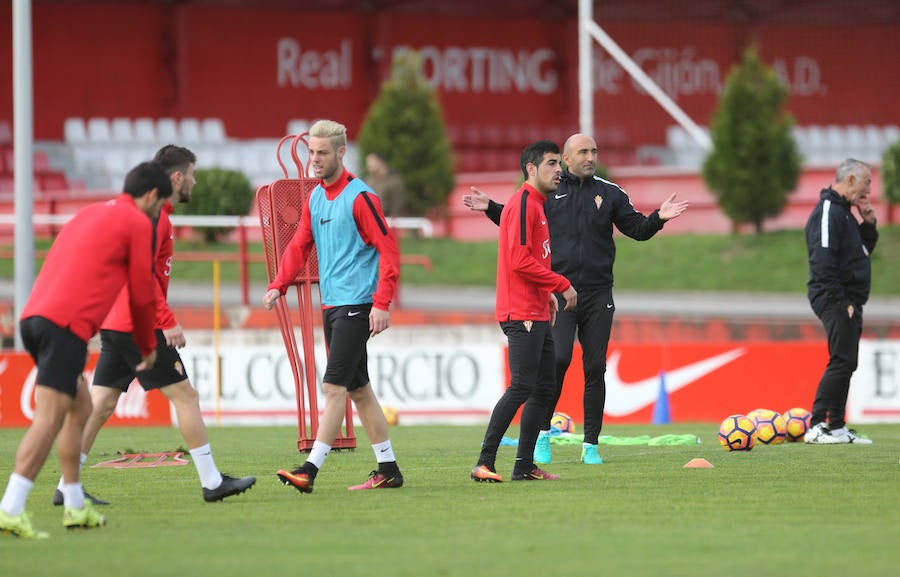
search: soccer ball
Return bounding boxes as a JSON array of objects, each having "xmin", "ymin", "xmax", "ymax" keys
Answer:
[
  {"xmin": 550, "ymin": 411, "xmax": 575, "ymax": 434},
  {"xmin": 745, "ymin": 408, "xmax": 768, "ymax": 423},
  {"xmin": 382, "ymin": 405, "xmax": 399, "ymax": 426},
  {"xmin": 783, "ymin": 407, "xmax": 812, "ymax": 442},
  {"xmin": 718, "ymin": 414, "xmax": 756, "ymax": 451},
  {"xmin": 749, "ymin": 409, "xmax": 787, "ymax": 445}
]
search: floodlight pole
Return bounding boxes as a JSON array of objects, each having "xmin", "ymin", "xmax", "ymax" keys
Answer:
[{"xmin": 13, "ymin": 0, "xmax": 35, "ymax": 350}]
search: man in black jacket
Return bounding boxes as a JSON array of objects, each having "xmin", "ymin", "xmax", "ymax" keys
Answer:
[
  {"xmin": 803, "ymin": 158, "xmax": 876, "ymax": 444},
  {"xmin": 464, "ymin": 133, "xmax": 688, "ymax": 464}
]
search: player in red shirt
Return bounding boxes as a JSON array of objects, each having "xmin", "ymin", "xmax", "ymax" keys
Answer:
[
  {"xmin": 264, "ymin": 119, "xmax": 403, "ymax": 493},
  {"xmin": 0, "ymin": 162, "xmax": 171, "ymax": 539},
  {"xmin": 471, "ymin": 141, "xmax": 577, "ymax": 483},
  {"xmin": 52, "ymin": 145, "xmax": 255, "ymax": 507}
]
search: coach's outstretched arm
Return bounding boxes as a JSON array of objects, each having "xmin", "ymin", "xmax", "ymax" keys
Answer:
[
  {"xmin": 658, "ymin": 193, "xmax": 689, "ymax": 221},
  {"xmin": 462, "ymin": 187, "xmax": 503, "ymax": 226}
]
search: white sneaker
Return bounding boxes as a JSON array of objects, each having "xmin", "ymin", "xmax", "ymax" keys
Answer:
[
  {"xmin": 827, "ymin": 426, "xmax": 873, "ymax": 444},
  {"xmin": 804, "ymin": 422, "xmax": 835, "ymax": 444}
]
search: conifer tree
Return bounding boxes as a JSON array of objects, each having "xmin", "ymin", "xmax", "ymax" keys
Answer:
[
  {"xmin": 358, "ymin": 52, "xmax": 455, "ymax": 217},
  {"xmin": 881, "ymin": 140, "xmax": 900, "ymax": 225},
  {"xmin": 702, "ymin": 45, "xmax": 801, "ymax": 234}
]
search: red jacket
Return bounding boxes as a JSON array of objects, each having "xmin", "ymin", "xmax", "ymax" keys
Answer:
[
  {"xmin": 21, "ymin": 194, "xmax": 157, "ymax": 355},
  {"xmin": 102, "ymin": 202, "xmax": 177, "ymax": 332},
  {"xmin": 495, "ymin": 183, "xmax": 571, "ymax": 322}
]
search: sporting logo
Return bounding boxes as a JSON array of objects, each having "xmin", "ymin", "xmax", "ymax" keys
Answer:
[
  {"xmin": 554, "ymin": 193, "xmax": 568, "ymax": 199},
  {"xmin": 348, "ymin": 310, "xmax": 361, "ymax": 317},
  {"xmin": 604, "ymin": 348, "xmax": 745, "ymax": 417},
  {"xmin": 320, "ymin": 218, "xmax": 333, "ymax": 224}
]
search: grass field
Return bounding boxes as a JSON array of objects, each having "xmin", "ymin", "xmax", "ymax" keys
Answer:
[
  {"xmin": 4, "ymin": 226, "xmax": 900, "ymax": 295},
  {"xmin": 2, "ymin": 423, "xmax": 899, "ymax": 576}
]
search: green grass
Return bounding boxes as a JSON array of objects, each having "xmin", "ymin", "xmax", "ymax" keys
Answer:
[
  {"xmin": 399, "ymin": 227, "xmax": 900, "ymax": 295},
  {"xmin": 4, "ymin": 226, "xmax": 900, "ymax": 295},
  {"xmin": 3, "ymin": 424, "xmax": 899, "ymax": 576}
]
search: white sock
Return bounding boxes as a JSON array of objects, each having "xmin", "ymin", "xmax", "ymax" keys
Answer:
[
  {"xmin": 57, "ymin": 452, "xmax": 88, "ymax": 491},
  {"xmin": 62, "ymin": 482, "xmax": 85, "ymax": 510},
  {"xmin": 372, "ymin": 440, "xmax": 395, "ymax": 463},
  {"xmin": 307, "ymin": 441, "xmax": 331, "ymax": 469},
  {"xmin": 538, "ymin": 429, "xmax": 550, "ymax": 437},
  {"xmin": 1, "ymin": 473, "xmax": 34, "ymax": 516},
  {"xmin": 583, "ymin": 442, "xmax": 597, "ymax": 448},
  {"xmin": 189, "ymin": 444, "xmax": 223, "ymax": 490}
]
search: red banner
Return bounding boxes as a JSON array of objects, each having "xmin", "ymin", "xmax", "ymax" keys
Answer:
[
  {"xmin": 545, "ymin": 342, "xmax": 826, "ymax": 424},
  {"xmin": 0, "ymin": 352, "xmax": 172, "ymax": 428},
  {"xmin": 1, "ymin": 6, "xmax": 897, "ymax": 142}
]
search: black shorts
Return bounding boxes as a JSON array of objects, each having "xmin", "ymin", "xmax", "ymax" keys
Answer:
[
  {"xmin": 92, "ymin": 329, "xmax": 188, "ymax": 392},
  {"xmin": 321, "ymin": 304, "xmax": 371, "ymax": 391},
  {"xmin": 20, "ymin": 316, "xmax": 88, "ymax": 398}
]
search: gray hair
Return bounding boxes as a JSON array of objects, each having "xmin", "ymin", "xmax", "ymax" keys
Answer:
[
  {"xmin": 835, "ymin": 158, "xmax": 871, "ymax": 183},
  {"xmin": 309, "ymin": 119, "xmax": 347, "ymax": 150}
]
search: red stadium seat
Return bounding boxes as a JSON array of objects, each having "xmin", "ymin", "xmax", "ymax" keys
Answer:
[
  {"xmin": 0, "ymin": 120, "xmax": 11, "ymax": 145},
  {"xmin": 37, "ymin": 172, "xmax": 69, "ymax": 192},
  {"xmin": 33, "ymin": 150, "xmax": 51, "ymax": 174}
]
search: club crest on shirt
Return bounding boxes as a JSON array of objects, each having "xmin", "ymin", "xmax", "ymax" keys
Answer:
[
  {"xmin": 594, "ymin": 195, "xmax": 603, "ymax": 210},
  {"xmin": 523, "ymin": 321, "xmax": 533, "ymax": 332}
]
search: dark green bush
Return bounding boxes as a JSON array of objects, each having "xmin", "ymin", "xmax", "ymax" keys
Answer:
[{"xmin": 174, "ymin": 168, "xmax": 253, "ymax": 242}]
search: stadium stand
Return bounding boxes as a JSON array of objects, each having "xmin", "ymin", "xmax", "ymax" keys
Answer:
[
  {"xmin": 664, "ymin": 123, "xmax": 900, "ymax": 169},
  {"xmin": 29, "ymin": 115, "xmax": 900, "ymax": 196}
]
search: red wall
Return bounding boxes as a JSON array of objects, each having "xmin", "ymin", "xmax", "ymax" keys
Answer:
[{"xmin": 1, "ymin": 4, "xmax": 899, "ymax": 145}]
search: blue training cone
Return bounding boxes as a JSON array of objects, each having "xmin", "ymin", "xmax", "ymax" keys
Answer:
[{"xmin": 652, "ymin": 371, "xmax": 671, "ymax": 425}]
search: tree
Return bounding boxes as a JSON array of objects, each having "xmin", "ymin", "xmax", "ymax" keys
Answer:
[
  {"xmin": 702, "ymin": 45, "xmax": 801, "ymax": 234},
  {"xmin": 881, "ymin": 140, "xmax": 900, "ymax": 225},
  {"xmin": 173, "ymin": 168, "xmax": 253, "ymax": 242},
  {"xmin": 358, "ymin": 51, "xmax": 455, "ymax": 217}
]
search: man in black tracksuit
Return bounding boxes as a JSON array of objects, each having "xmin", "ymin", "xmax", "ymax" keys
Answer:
[
  {"xmin": 803, "ymin": 158, "xmax": 877, "ymax": 445},
  {"xmin": 464, "ymin": 133, "xmax": 688, "ymax": 464}
]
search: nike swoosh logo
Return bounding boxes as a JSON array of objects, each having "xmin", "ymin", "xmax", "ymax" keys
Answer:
[
  {"xmin": 320, "ymin": 218, "xmax": 333, "ymax": 224},
  {"xmin": 604, "ymin": 347, "xmax": 745, "ymax": 417},
  {"xmin": 555, "ymin": 194, "xmax": 568, "ymax": 199},
  {"xmin": 606, "ymin": 304, "xmax": 613, "ymax": 308},
  {"xmin": 348, "ymin": 311, "xmax": 361, "ymax": 316}
]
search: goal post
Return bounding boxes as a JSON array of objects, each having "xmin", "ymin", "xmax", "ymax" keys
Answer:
[{"xmin": 578, "ymin": 0, "xmax": 711, "ymax": 151}]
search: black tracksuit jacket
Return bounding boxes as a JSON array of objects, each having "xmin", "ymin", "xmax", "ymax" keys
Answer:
[
  {"xmin": 486, "ymin": 171, "xmax": 666, "ymax": 291},
  {"xmin": 805, "ymin": 187, "xmax": 878, "ymax": 316}
]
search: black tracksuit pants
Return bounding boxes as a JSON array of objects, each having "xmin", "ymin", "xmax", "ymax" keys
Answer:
[
  {"xmin": 812, "ymin": 302, "xmax": 863, "ymax": 429},
  {"xmin": 550, "ymin": 287, "xmax": 615, "ymax": 445},
  {"xmin": 478, "ymin": 320, "xmax": 556, "ymax": 473}
]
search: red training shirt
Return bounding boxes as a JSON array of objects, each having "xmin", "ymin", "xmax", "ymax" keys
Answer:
[
  {"xmin": 102, "ymin": 201, "xmax": 177, "ymax": 332},
  {"xmin": 495, "ymin": 183, "xmax": 571, "ymax": 322},
  {"xmin": 21, "ymin": 193, "xmax": 158, "ymax": 355}
]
